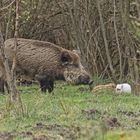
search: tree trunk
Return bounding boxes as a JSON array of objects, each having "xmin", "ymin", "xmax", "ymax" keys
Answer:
[{"xmin": 0, "ymin": 0, "xmax": 24, "ymax": 114}]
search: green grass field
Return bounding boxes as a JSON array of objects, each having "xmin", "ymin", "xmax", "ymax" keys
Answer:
[{"xmin": 0, "ymin": 82, "xmax": 140, "ymax": 140}]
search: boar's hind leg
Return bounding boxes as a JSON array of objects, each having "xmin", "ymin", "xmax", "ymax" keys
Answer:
[
  {"xmin": 4, "ymin": 81, "xmax": 9, "ymax": 93},
  {"xmin": 39, "ymin": 79, "xmax": 47, "ymax": 92},
  {"xmin": 0, "ymin": 78, "xmax": 4, "ymax": 93},
  {"xmin": 39, "ymin": 79, "xmax": 54, "ymax": 93},
  {"xmin": 0, "ymin": 79, "xmax": 9, "ymax": 94},
  {"xmin": 47, "ymin": 80, "xmax": 54, "ymax": 93}
]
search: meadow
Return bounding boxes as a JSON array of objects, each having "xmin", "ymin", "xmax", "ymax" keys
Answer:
[{"xmin": 0, "ymin": 80, "xmax": 140, "ymax": 140}]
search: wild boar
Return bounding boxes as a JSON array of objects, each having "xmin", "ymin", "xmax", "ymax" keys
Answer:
[{"xmin": 0, "ymin": 38, "xmax": 92, "ymax": 93}]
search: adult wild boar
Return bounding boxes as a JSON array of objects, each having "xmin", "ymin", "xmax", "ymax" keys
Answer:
[{"xmin": 0, "ymin": 38, "xmax": 92, "ymax": 93}]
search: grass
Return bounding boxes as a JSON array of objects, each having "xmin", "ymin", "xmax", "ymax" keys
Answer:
[{"xmin": 0, "ymin": 82, "xmax": 140, "ymax": 140}]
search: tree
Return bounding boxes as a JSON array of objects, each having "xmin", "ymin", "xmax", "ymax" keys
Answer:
[
  {"xmin": 0, "ymin": 0, "xmax": 23, "ymax": 114},
  {"xmin": 1, "ymin": 0, "xmax": 140, "ymax": 94}
]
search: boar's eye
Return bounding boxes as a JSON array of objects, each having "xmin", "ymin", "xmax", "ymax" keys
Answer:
[
  {"xmin": 73, "ymin": 64, "xmax": 79, "ymax": 67},
  {"xmin": 66, "ymin": 63, "xmax": 79, "ymax": 68},
  {"xmin": 61, "ymin": 60, "xmax": 79, "ymax": 67}
]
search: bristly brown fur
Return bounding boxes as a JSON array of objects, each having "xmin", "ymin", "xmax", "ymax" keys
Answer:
[{"xmin": 0, "ymin": 38, "xmax": 91, "ymax": 92}]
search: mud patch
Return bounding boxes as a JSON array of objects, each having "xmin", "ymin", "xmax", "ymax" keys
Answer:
[
  {"xmin": 136, "ymin": 120, "xmax": 140, "ymax": 126},
  {"xmin": 78, "ymin": 87, "xmax": 90, "ymax": 93},
  {"xmin": 118, "ymin": 110, "xmax": 139, "ymax": 117},
  {"xmin": 0, "ymin": 130, "xmax": 64, "ymax": 140},
  {"xmin": 0, "ymin": 131, "xmax": 16, "ymax": 140},
  {"xmin": 20, "ymin": 131, "xmax": 33, "ymax": 138},
  {"xmin": 105, "ymin": 117, "xmax": 121, "ymax": 128},
  {"xmin": 33, "ymin": 134, "xmax": 64, "ymax": 140},
  {"xmin": 82, "ymin": 109, "xmax": 101, "ymax": 120},
  {"xmin": 34, "ymin": 122, "xmax": 47, "ymax": 129},
  {"xmin": 32, "ymin": 123, "xmax": 86, "ymax": 140}
]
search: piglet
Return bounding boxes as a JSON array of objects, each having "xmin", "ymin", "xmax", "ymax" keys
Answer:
[{"xmin": 115, "ymin": 83, "xmax": 131, "ymax": 94}]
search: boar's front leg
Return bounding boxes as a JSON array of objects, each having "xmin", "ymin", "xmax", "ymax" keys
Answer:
[
  {"xmin": 39, "ymin": 79, "xmax": 47, "ymax": 92},
  {"xmin": 39, "ymin": 79, "xmax": 54, "ymax": 93},
  {"xmin": 35, "ymin": 74, "xmax": 54, "ymax": 93},
  {"xmin": 47, "ymin": 80, "xmax": 54, "ymax": 93}
]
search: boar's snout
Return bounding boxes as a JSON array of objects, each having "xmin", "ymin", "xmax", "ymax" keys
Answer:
[
  {"xmin": 78, "ymin": 75, "xmax": 91, "ymax": 85},
  {"xmin": 63, "ymin": 67, "xmax": 92, "ymax": 85},
  {"xmin": 88, "ymin": 80, "xmax": 93, "ymax": 85}
]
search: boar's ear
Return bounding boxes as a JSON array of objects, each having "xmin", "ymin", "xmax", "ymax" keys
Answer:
[
  {"xmin": 72, "ymin": 49, "xmax": 81, "ymax": 56},
  {"xmin": 61, "ymin": 51, "xmax": 72, "ymax": 65}
]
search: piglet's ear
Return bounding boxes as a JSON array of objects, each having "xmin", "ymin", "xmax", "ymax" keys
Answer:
[{"xmin": 61, "ymin": 51, "xmax": 72, "ymax": 65}]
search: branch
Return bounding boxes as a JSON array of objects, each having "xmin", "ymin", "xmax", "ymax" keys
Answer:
[
  {"xmin": 96, "ymin": 0, "xmax": 117, "ymax": 83},
  {"xmin": 113, "ymin": 0, "xmax": 122, "ymax": 81},
  {"xmin": 11, "ymin": 0, "xmax": 19, "ymax": 74},
  {"xmin": 0, "ymin": 0, "xmax": 15, "ymax": 12}
]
